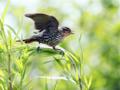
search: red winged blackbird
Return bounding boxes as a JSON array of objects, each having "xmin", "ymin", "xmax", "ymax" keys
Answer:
[{"xmin": 17, "ymin": 13, "xmax": 73, "ymax": 50}]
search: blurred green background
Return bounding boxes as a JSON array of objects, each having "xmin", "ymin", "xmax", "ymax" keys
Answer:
[{"xmin": 0, "ymin": 0, "xmax": 120, "ymax": 90}]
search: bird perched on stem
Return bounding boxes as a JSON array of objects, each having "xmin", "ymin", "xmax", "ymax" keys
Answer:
[{"xmin": 17, "ymin": 13, "xmax": 73, "ymax": 52}]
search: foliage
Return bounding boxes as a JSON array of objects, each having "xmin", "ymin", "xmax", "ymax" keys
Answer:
[{"xmin": 0, "ymin": 0, "xmax": 120, "ymax": 90}]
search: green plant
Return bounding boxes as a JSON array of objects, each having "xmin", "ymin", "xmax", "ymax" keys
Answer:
[
  {"xmin": 0, "ymin": 0, "xmax": 92, "ymax": 90},
  {"xmin": 53, "ymin": 46, "xmax": 92, "ymax": 90}
]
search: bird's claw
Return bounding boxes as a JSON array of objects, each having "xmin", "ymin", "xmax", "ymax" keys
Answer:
[
  {"xmin": 36, "ymin": 46, "xmax": 41, "ymax": 52},
  {"xmin": 59, "ymin": 50, "xmax": 65, "ymax": 56},
  {"xmin": 53, "ymin": 47, "xmax": 65, "ymax": 56},
  {"xmin": 54, "ymin": 49, "xmax": 65, "ymax": 56}
]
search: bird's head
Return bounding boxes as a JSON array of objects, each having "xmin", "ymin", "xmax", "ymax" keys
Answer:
[{"xmin": 61, "ymin": 27, "xmax": 73, "ymax": 37}]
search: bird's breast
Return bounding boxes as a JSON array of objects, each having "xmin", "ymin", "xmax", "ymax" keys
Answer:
[{"xmin": 39, "ymin": 31, "xmax": 63, "ymax": 46}]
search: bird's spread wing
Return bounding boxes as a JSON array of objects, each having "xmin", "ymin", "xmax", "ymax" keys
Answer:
[{"xmin": 25, "ymin": 13, "xmax": 59, "ymax": 32}]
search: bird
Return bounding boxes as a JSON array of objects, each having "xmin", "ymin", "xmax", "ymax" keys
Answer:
[{"xmin": 17, "ymin": 13, "xmax": 73, "ymax": 51}]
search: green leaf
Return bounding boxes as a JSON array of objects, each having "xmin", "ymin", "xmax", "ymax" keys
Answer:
[{"xmin": 1, "ymin": 0, "xmax": 10, "ymax": 22}]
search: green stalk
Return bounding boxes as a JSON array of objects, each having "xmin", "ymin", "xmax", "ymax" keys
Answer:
[
  {"xmin": 79, "ymin": 77, "xmax": 82, "ymax": 90},
  {"xmin": 19, "ymin": 64, "xmax": 27, "ymax": 90},
  {"xmin": 0, "ymin": 20, "xmax": 13, "ymax": 90},
  {"xmin": 8, "ymin": 51, "xmax": 12, "ymax": 90}
]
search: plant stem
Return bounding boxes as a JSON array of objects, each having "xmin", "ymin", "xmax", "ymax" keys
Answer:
[
  {"xmin": 20, "ymin": 64, "xmax": 27, "ymax": 89},
  {"xmin": 8, "ymin": 52, "xmax": 12, "ymax": 90},
  {"xmin": 79, "ymin": 78, "xmax": 82, "ymax": 90}
]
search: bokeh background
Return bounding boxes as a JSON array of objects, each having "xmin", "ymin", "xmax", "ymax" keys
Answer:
[{"xmin": 0, "ymin": 0, "xmax": 120, "ymax": 90}]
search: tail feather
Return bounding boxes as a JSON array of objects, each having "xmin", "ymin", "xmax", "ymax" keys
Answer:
[{"xmin": 16, "ymin": 38, "xmax": 37, "ymax": 43}]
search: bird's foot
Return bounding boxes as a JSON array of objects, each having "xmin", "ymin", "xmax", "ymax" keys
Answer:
[
  {"xmin": 59, "ymin": 49, "xmax": 65, "ymax": 56},
  {"xmin": 53, "ymin": 47, "xmax": 65, "ymax": 56},
  {"xmin": 36, "ymin": 46, "xmax": 41, "ymax": 52}
]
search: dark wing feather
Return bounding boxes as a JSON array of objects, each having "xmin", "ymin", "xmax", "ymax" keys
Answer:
[{"xmin": 25, "ymin": 13, "xmax": 59, "ymax": 32}]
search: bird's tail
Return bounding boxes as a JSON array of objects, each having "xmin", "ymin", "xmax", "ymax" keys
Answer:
[{"xmin": 16, "ymin": 38, "xmax": 37, "ymax": 43}]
